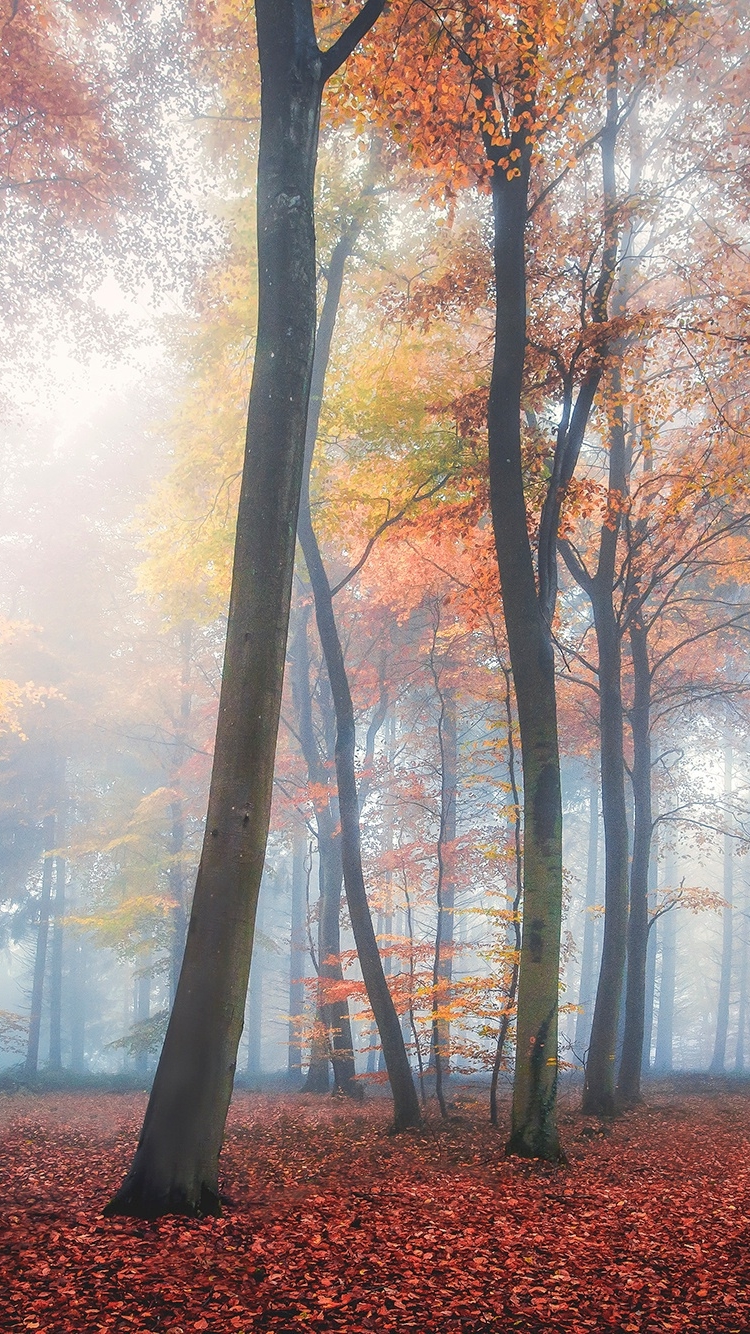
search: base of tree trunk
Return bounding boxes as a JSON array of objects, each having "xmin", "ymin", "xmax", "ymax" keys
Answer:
[
  {"xmin": 104, "ymin": 1178, "xmax": 222, "ymax": 1220},
  {"xmin": 581, "ymin": 1088, "xmax": 618, "ymax": 1118},
  {"xmin": 505, "ymin": 1127, "xmax": 566, "ymax": 1163}
]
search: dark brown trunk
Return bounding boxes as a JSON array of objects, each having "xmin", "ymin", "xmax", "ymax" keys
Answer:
[
  {"xmin": 106, "ymin": 3, "xmax": 391, "ymax": 1216},
  {"xmin": 617, "ymin": 616, "xmax": 652, "ymax": 1103}
]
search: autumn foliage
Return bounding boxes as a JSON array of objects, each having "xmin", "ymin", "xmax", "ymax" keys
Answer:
[{"xmin": 2, "ymin": 1087, "xmax": 750, "ymax": 1333}]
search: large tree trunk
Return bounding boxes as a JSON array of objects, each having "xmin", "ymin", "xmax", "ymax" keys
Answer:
[
  {"xmin": 25, "ymin": 813, "xmax": 56, "ymax": 1080},
  {"xmin": 105, "ymin": 2, "xmax": 387, "ymax": 1218},
  {"xmin": 617, "ymin": 615, "xmax": 653, "ymax": 1104},
  {"xmin": 710, "ymin": 737, "xmax": 733, "ymax": 1073},
  {"xmin": 487, "ymin": 151, "xmax": 563, "ymax": 1161}
]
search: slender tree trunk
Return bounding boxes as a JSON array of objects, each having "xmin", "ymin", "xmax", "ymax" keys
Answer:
[
  {"xmin": 295, "ymin": 179, "xmax": 420, "ymax": 1131},
  {"xmin": 582, "ymin": 582, "xmax": 629, "ymax": 1116},
  {"xmin": 48, "ymin": 799, "xmax": 67, "ymax": 1072},
  {"xmin": 653, "ymin": 851, "xmax": 677, "ymax": 1073},
  {"xmin": 25, "ymin": 813, "xmax": 56, "ymax": 1080},
  {"xmin": 169, "ymin": 622, "xmax": 192, "ymax": 1005},
  {"xmin": 642, "ymin": 821, "xmax": 659, "ymax": 1076},
  {"xmin": 575, "ymin": 780, "xmax": 601, "ymax": 1060},
  {"xmin": 710, "ymin": 737, "xmax": 733, "ymax": 1073},
  {"xmin": 490, "ymin": 666, "xmax": 523, "ymax": 1127},
  {"xmin": 291, "ymin": 607, "xmax": 359, "ymax": 1098},
  {"xmin": 617, "ymin": 616, "xmax": 653, "ymax": 1103},
  {"xmin": 288, "ymin": 828, "xmax": 307, "ymax": 1078},
  {"xmin": 430, "ymin": 674, "xmax": 457, "ymax": 1116},
  {"xmin": 106, "ymin": 3, "xmax": 388, "ymax": 1216},
  {"xmin": 735, "ymin": 873, "xmax": 747, "ymax": 1072},
  {"xmin": 135, "ymin": 957, "xmax": 151, "ymax": 1080},
  {"xmin": 70, "ymin": 927, "xmax": 86, "ymax": 1075}
]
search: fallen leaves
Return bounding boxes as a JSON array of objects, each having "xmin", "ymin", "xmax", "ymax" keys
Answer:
[{"xmin": 0, "ymin": 1086, "xmax": 748, "ymax": 1332}]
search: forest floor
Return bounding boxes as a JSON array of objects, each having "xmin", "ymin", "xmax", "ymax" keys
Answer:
[{"xmin": 0, "ymin": 1081, "xmax": 748, "ymax": 1333}]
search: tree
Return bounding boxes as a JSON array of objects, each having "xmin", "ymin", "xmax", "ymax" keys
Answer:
[{"xmin": 105, "ymin": 1, "xmax": 388, "ymax": 1219}]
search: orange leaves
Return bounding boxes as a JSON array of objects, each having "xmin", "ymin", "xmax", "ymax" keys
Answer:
[{"xmin": 3, "ymin": 1090, "xmax": 750, "ymax": 1332}]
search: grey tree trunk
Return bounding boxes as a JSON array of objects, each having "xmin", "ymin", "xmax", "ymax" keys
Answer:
[
  {"xmin": 617, "ymin": 615, "xmax": 653, "ymax": 1103},
  {"xmin": 295, "ymin": 167, "xmax": 420, "ymax": 1128},
  {"xmin": 641, "ymin": 824, "xmax": 659, "ymax": 1076},
  {"xmin": 710, "ymin": 737, "xmax": 733, "ymax": 1073},
  {"xmin": 653, "ymin": 849, "xmax": 677, "ymax": 1073},
  {"xmin": 574, "ymin": 780, "xmax": 600, "ymax": 1059},
  {"xmin": 105, "ymin": 1, "xmax": 387, "ymax": 1217},
  {"xmin": 288, "ymin": 828, "xmax": 307, "ymax": 1078},
  {"xmin": 25, "ymin": 813, "xmax": 56, "ymax": 1081},
  {"xmin": 48, "ymin": 801, "xmax": 67, "ymax": 1072}
]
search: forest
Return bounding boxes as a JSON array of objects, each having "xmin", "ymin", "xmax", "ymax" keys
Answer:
[{"xmin": 0, "ymin": 1, "xmax": 749, "ymax": 1330}]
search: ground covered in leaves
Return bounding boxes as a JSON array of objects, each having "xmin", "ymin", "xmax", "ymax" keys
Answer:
[{"xmin": 1, "ymin": 1082, "xmax": 748, "ymax": 1333}]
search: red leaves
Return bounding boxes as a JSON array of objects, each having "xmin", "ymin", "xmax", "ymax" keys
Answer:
[{"xmin": 0, "ymin": 1090, "xmax": 749, "ymax": 1332}]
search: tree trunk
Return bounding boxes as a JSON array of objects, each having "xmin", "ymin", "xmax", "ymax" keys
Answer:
[
  {"xmin": 710, "ymin": 737, "xmax": 733, "ymax": 1073},
  {"xmin": 288, "ymin": 827, "xmax": 307, "ymax": 1078},
  {"xmin": 617, "ymin": 616, "xmax": 653, "ymax": 1104},
  {"xmin": 48, "ymin": 801, "xmax": 67, "ymax": 1072},
  {"xmin": 105, "ymin": 2, "xmax": 388, "ymax": 1217},
  {"xmin": 245, "ymin": 886, "xmax": 264, "ymax": 1080},
  {"xmin": 135, "ymin": 957, "xmax": 151, "ymax": 1080},
  {"xmin": 641, "ymin": 824, "xmax": 659, "ymax": 1076},
  {"xmin": 430, "ymin": 680, "xmax": 457, "ymax": 1112},
  {"xmin": 574, "ymin": 779, "xmax": 601, "ymax": 1060},
  {"xmin": 487, "ymin": 150, "xmax": 563, "ymax": 1161},
  {"xmin": 291, "ymin": 608, "xmax": 359, "ymax": 1099},
  {"xmin": 169, "ymin": 621, "xmax": 193, "ymax": 1005},
  {"xmin": 735, "ymin": 872, "xmax": 747, "ymax": 1072},
  {"xmin": 653, "ymin": 852, "xmax": 677, "ymax": 1073},
  {"xmin": 581, "ymin": 580, "xmax": 629, "ymax": 1116},
  {"xmin": 295, "ymin": 171, "xmax": 420, "ymax": 1130},
  {"xmin": 25, "ymin": 813, "xmax": 56, "ymax": 1081}
]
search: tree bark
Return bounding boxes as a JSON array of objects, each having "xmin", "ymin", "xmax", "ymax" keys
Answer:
[
  {"xmin": 574, "ymin": 780, "xmax": 601, "ymax": 1060},
  {"xmin": 291, "ymin": 606, "xmax": 359, "ymax": 1099},
  {"xmin": 487, "ymin": 144, "xmax": 563, "ymax": 1160},
  {"xmin": 617, "ymin": 615, "xmax": 653, "ymax": 1103},
  {"xmin": 105, "ymin": 1, "xmax": 387, "ymax": 1218},
  {"xmin": 48, "ymin": 799, "xmax": 67, "ymax": 1072},
  {"xmin": 710, "ymin": 737, "xmax": 733, "ymax": 1073},
  {"xmin": 430, "ymin": 672, "xmax": 457, "ymax": 1113},
  {"xmin": 653, "ymin": 851, "xmax": 677, "ymax": 1073},
  {"xmin": 169, "ymin": 621, "xmax": 193, "ymax": 1005},
  {"xmin": 288, "ymin": 827, "xmax": 307, "ymax": 1078}
]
